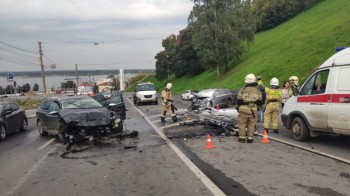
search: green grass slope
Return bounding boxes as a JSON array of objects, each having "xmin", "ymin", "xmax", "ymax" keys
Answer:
[{"xmin": 144, "ymin": 0, "xmax": 350, "ymax": 94}]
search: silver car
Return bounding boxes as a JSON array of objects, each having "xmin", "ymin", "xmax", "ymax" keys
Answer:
[{"xmin": 192, "ymin": 88, "xmax": 235, "ymax": 109}]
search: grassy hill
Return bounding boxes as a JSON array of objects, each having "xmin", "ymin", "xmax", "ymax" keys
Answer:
[{"xmin": 139, "ymin": 0, "xmax": 350, "ymax": 94}]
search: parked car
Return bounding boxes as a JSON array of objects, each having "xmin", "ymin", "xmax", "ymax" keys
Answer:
[
  {"xmin": 181, "ymin": 90, "xmax": 197, "ymax": 101},
  {"xmin": 108, "ymin": 91, "xmax": 126, "ymax": 120},
  {"xmin": 133, "ymin": 82, "xmax": 158, "ymax": 105},
  {"xmin": 191, "ymin": 88, "xmax": 235, "ymax": 110},
  {"xmin": 91, "ymin": 93, "xmax": 109, "ymax": 107},
  {"xmin": 36, "ymin": 96, "xmax": 122, "ymax": 144},
  {"xmin": 0, "ymin": 101, "xmax": 28, "ymax": 141}
]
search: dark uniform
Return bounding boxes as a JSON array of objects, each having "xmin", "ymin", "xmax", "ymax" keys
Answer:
[{"xmin": 236, "ymin": 83, "xmax": 262, "ymax": 143}]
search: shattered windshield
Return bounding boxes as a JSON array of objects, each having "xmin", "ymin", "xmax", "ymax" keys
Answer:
[
  {"xmin": 62, "ymin": 98, "xmax": 102, "ymax": 109},
  {"xmin": 137, "ymin": 84, "xmax": 156, "ymax": 91},
  {"xmin": 197, "ymin": 89, "xmax": 214, "ymax": 98}
]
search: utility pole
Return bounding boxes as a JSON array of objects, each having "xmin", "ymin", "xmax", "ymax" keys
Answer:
[
  {"xmin": 39, "ymin": 41, "xmax": 47, "ymax": 98},
  {"xmin": 75, "ymin": 64, "xmax": 79, "ymax": 85}
]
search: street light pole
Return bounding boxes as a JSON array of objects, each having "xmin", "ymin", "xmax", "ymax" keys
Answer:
[{"xmin": 39, "ymin": 41, "xmax": 47, "ymax": 98}]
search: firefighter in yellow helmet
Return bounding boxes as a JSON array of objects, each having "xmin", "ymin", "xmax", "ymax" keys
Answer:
[
  {"xmin": 235, "ymin": 74, "xmax": 262, "ymax": 143},
  {"xmin": 160, "ymin": 83, "xmax": 178, "ymax": 123},
  {"xmin": 258, "ymin": 77, "xmax": 282, "ymax": 133},
  {"xmin": 289, "ymin": 75, "xmax": 299, "ymax": 95}
]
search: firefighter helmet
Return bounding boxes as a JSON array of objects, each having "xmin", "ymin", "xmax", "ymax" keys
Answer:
[
  {"xmin": 166, "ymin": 83, "xmax": 172, "ymax": 89},
  {"xmin": 289, "ymin": 76, "xmax": 299, "ymax": 85},
  {"xmin": 270, "ymin": 77, "xmax": 279, "ymax": 86},
  {"xmin": 245, "ymin": 74, "xmax": 256, "ymax": 84}
]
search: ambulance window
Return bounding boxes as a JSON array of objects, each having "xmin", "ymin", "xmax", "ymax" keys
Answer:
[
  {"xmin": 300, "ymin": 70, "xmax": 329, "ymax": 95},
  {"xmin": 337, "ymin": 67, "xmax": 350, "ymax": 91}
]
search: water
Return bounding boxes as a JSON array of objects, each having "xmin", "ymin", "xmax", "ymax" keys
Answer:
[{"xmin": 0, "ymin": 73, "xmax": 137, "ymax": 91}]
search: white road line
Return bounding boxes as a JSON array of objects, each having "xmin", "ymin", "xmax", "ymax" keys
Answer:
[
  {"xmin": 148, "ymin": 114, "xmax": 160, "ymax": 118},
  {"xmin": 257, "ymin": 133, "xmax": 350, "ymax": 165},
  {"xmin": 125, "ymin": 97, "xmax": 226, "ymax": 196},
  {"xmin": 37, "ymin": 138, "xmax": 56, "ymax": 151}
]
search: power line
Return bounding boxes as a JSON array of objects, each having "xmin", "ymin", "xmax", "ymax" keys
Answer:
[
  {"xmin": 0, "ymin": 41, "xmax": 38, "ymax": 54},
  {"xmin": 0, "ymin": 57, "xmax": 40, "ymax": 68},
  {"xmin": 0, "ymin": 53, "xmax": 40, "ymax": 65},
  {"xmin": 0, "ymin": 47, "xmax": 38, "ymax": 59}
]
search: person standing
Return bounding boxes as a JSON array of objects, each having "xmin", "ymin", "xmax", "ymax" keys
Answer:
[
  {"xmin": 257, "ymin": 76, "xmax": 266, "ymax": 123},
  {"xmin": 281, "ymin": 80, "xmax": 292, "ymax": 109},
  {"xmin": 235, "ymin": 74, "xmax": 262, "ymax": 143},
  {"xmin": 259, "ymin": 77, "xmax": 282, "ymax": 133},
  {"xmin": 289, "ymin": 76, "xmax": 299, "ymax": 95},
  {"xmin": 160, "ymin": 83, "xmax": 178, "ymax": 123}
]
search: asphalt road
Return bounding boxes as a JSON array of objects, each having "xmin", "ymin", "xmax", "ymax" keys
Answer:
[{"xmin": 1, "ymin": 93, "xmax": 349, "ymax": 196}]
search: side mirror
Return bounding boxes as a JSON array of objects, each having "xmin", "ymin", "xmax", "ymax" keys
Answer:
[
  {"xmin": 108, "ymin": 103, "xmax": 117, "ymax": 107},
  {"xmin": 5, "ymin": 110, "xmax": 12, "ymax": 115}
]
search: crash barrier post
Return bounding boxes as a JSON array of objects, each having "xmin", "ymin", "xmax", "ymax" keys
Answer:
[
  {"xmin": 204, "ymin": 134, "xmax": 216, "ymax": 149},
  {"xmin": 261, "ymin": 130, "xmax": 271, "ymax": 144},
  {"xmin": 216, "ymin": 104, "xmax": 220, "ymax": 110}
]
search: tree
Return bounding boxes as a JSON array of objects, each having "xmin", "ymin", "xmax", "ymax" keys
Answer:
[
  {"xmin": 189, "ymin": 0, "xmax": 257, "ymax": 78},
  {"xmin": 155, "ymin": 51, "xmax": 169, "ymax": 81},
  {"xmin": 22, "ymin": 83, "xmax": 31, "ymax": 93},
  {"xmin": 33, "ymin": 83, "xmax": 39, "ymax": 91}
]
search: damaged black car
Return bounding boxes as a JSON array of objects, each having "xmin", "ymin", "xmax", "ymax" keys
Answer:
[{"xmin": 36, "ymin": 96, "xmax": 123, "ymax": 144}]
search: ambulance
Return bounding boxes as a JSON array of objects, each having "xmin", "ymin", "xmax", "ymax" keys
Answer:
[{"xmin": 282, "ymin": 47, "xmax": 350, "ymax": 141}]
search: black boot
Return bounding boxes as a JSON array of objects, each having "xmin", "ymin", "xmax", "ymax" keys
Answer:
[
  {"xmin": 161, "ymin": 117, "xmax": 166, "ymax": 123},
  {"xmin": 273, "ymin": 129, "xmax": 279, "ymax": 133},
  {"xmin": 172, "ymin": 115, "xmax": 178, "ymax": 123},
  {"xmin": 238, "ymin": 137, "xmax": 245, "ymax": 143},
  {"xmin": 247, "ymin": 138, "xmax": 253, "ymax": 143}
]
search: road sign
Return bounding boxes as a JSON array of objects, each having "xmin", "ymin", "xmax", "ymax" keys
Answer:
[{"xmin": 7, "ymin": 72, "xmax": 14, "ymax": 81}]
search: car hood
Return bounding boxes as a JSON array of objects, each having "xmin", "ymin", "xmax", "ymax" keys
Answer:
[
  {"xmin": 60, "ymin": 107, "xmax": 111, "ymax": 126},
  {"xmin": 137, "ymin": 91, "xmax": 156, "ymax": 95}
]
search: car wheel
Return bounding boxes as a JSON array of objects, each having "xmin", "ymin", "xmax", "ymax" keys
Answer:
[
  {"xmin": 291, "ymin": 117, "xmax": 310, "ymax": 141},
  {"xmin": 154, "ymin": 100, "xmax": 158, "ymax": 105},
  {"xmin": 137, "ymin": 99, "xmax": 141, "ymax": 106},
  {"xmin": 37, "ymin": 120, "xmax": 48, "ymax": 136},
  {"xmin": 111, "ymin": 120, "xmax": 123, "ymax": 133},
  {"xmin": 133, "ymin": 97, "xmax": 136, "ymax": 104},
  {"xmin": 0, "ymin": 125, "xmax": 7, "ymax": 141},
  {"xmin": 20, "ymin": 118, "xmax": 28, "ymax": 131}
]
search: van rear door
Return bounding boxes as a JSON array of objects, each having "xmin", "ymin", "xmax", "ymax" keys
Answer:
[
  {"xmin": 330, "ymin": 66, "xmax": 350, "ymax": 134},
  {"xmin": 297, "ymin": 69, "xmax": 330, "ymax": 130}
]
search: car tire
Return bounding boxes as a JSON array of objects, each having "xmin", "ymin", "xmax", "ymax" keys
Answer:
[
  {"xmin": 37, "ymin": 120, "xmax": 48, "ymax": 136},
  {"xmin": 20, "ymin": 118, "xmax": 28, "ymax": 131},
  {"xmin": 137, "ymin": 99, "xmax": 141, "ymax": 106},
  {"xmin": 292, "ymin": 117, "xmax": 310, "ymax": 141},
  {"xmin": 111, "ymin": 120, "xmax": 123, "ymax": 133},
  {"xmin": 0, "ymin": 125, "xmax": 7, "ymax": 141},
  {"xmin": 154, "ymin": 100, "xmax": 158, "ymax": 105}
]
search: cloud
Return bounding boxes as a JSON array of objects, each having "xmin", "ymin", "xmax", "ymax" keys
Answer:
[{"xmin": 0, "ymin": 0, "xmax": 193, "ymax": 71}]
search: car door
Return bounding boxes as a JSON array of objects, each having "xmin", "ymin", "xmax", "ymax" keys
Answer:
[
  {"xmin": 109, "ymin": 92, "xmax": 126, "ymax": 120},
  {"xmin": 10, "ymin": 103, "xmax": 22, "ymax": 130},
  {"xmin": 3, "ymin": 103, "xmax": 16, "ymax": 133},
  {"xmin": 297, "ymin": 69, "xmax": 330, "ymax": 130},
  {"xmin": 46, "ymin": 101, "xmax": 61, "ymax": 133}
]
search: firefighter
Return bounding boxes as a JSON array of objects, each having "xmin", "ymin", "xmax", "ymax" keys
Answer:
[
  {"xmin": 235, "ymin": 74, "xmax": 262, "ymax": 143},
  {"xmin": 289, "ymin": 75, "xmax": 299, "ymax": 95},
  {"xmin": 160, "ymin": 83, "xmax": 178, "ymax": 123},
  {"xmin": 259, "ymin": 77, "xmax": 282, "ymax": 133}
]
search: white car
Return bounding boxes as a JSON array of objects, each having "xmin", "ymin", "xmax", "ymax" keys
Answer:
[
  {"xmin": 182, "ymin": 90, "xmax": 196, "ymax": 101},
  {"xmin": 133, "ymin": 83, "xmax": 158, "ymax": 105}
]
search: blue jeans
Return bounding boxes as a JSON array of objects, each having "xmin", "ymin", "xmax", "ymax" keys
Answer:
[{"xmin": 258, "ymin": 104, "xmax": 265, "ymax": 122}]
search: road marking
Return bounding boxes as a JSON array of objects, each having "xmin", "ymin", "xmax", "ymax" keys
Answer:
[
  {"xmin": 37, "ymin": 138, "xmax": 56, "ymax": 150},
  {"xmin": 125, "ymin": 97, "xmax": 226, "ymax": 196},
  {"xmin": 257, "ymin": 133, "xmax": 350, "ymax": 165},
  {"xmin": 148, "ymin": 114, "xmax": 160, "ymax": 118}
]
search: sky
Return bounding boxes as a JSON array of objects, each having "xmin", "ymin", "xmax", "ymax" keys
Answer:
[{"xmin": 0, "ymin": 0, "xmax": 193, "ymax": 72}]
